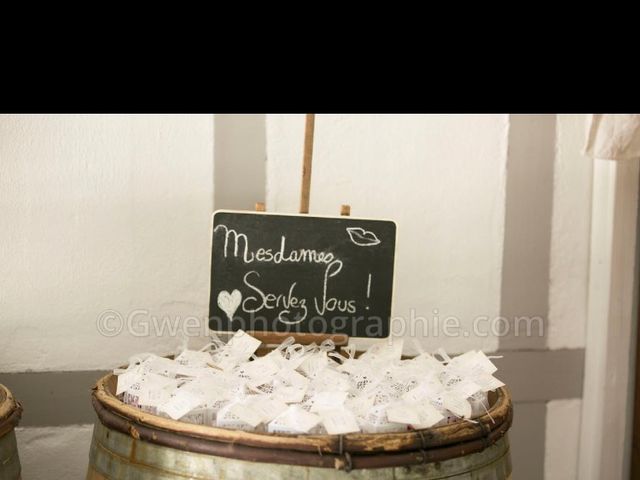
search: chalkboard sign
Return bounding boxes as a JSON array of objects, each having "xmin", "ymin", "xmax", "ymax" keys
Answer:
[{"xmin": 208, "ymin": 210, "xmax": 396, "ymax": 338}]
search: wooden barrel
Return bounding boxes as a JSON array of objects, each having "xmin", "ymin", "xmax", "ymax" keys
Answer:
[
  {"xmin": 0, "ymin": 385, "xmax": 22, "ymax": 480},
  {"xmin": 87, "ymin": 373, "xmax": 513, "ymax": 479}
]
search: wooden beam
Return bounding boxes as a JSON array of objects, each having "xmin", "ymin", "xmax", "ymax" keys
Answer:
[{"xmin": 299, "ymin": 114, "xmax": 315, "ymax": 214}]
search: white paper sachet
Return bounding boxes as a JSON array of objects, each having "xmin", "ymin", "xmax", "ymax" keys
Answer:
[
  {"xmin": 113, "ymin": 352, "xmax": 155, "ymax": 377},
  {"xmin": 448, "ymin": 351, "xmax": 500, "ymax": 383},
  {"xmin": 309, "ymin": 368, "xmax": 351, "ymax": 392},
  {"xmin": 174, "ymin": 349, "xmax": 213, "ymax": 368},
  {"xmin": 114, "ymin": 333, "xmax": 506, "ymax": 435},
  {"xmin": 346, "ymin": 392, "xmax": 376, "ymax": 417},
  {"xmin": 268, "ymin": 405, "xmax": 321, "ymax": 434},
  {"xmin": 411, "ymin": 401, "xmax": 445, "ymax": 429},
  {"xmin": 469, "ymin": 391, "xmax": 489, "ymax": 418},
  {"xmin": 386, "ymin": 403, "xmax": 421, "ymax": 425},
  {"xmin": 280, "ymin": 343, "xmax": 309, "ymax": 371},
  {"xmin": 272, "ymin": 385, "xmax": 307, "ymax": 404},
  {"xmin": 247, "ymin": 397, "xmax": 289, "ymax": 423},
  {"xmin": 229, "ymin": 402, "xmax": 264, "ymax": 428},
  {"xmin": 471, "ymin": 351, "xmax": 498, "ymax": 375},
  {"xmin": 216, "ymin": 402, "xmax": 260, "ymax": 431},
  {"xmin": 264, "ymin": 342, "xmax": 292, "ymax": 370},
  {"xmin": 181, "ymin": 376, "xmax": 229, "ymax": 406},
  {"xmin": 180, "ymin": 406, "xmax": 215, "ymax": 426},
  {"xmin": 402, "ymin": 380, "xmax": 443, "ymax": 404},
  {"xmin": 442, "ymin": 392, "xmax": 472, "ymax": 419},
  {"xmin": 122, "ymin": 381, "xmax": 144, "ymax": 407},
  {"xmin": 139, "ymin": 355, "xmax": 180, "ymax": 378},
  {"xmin": 349, "ymin": 367, "xmax": 381, "ymax": 394},
  {"xmin": 214, "ymin": 330, "xmax": 261, "ymax": 371},
  {"xmin": 408, "ymin": 352, "xmax": 445, "ymax": 374},
  {"xmin": 309, "ymin": 391, "xmax": 348, "ymax": 413},
  {"xmin": 116, "ymin": 370, "xmax": 141, "ymax": 396},
  {"xmin": 271, "ymin": 368, "xmax": 310, "ymax": 404},
  {"xmin": 121, "ymin": 372, "xmax": 179, "ymax": 408},
  {"xmin": 320, "ymin": 408, "xmax": 360, "ymax": 435},
  {"xmin": 297, "ymin": 351, "xmax": 329, "ymax": 378},
  {"xmin": 137, "ymin": 386, "xmax": 173, "ymax": 408},
  {"xmin": 160, "ymin": 389, "xmax": 204, "ymax": 420},
  {"xmin": 237, "ymin": 355, "xmax": 280, "ymax": 388},
  {"xmin": 442, "ymin": 376, "xmax": 482, "ymax": 399},
  {"xmin": 474, "ymin": 373, "xmax": 505, "ymax": 392},
  {"xmin": 358, "ymin": 339, "xmax": 404, "ymax": 365},
  {"xmin": 359, "ymin": 405, "xmax": 406, "ymax": 434}
]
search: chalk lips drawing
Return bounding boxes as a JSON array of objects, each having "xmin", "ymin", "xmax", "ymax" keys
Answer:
[
  {"xmin": 217, "ymin": 289, "xmax": 242, "ymax": 322},
  {"xmin": 346, "ymin": 227, "xmax": 381, "ymax": 247}
]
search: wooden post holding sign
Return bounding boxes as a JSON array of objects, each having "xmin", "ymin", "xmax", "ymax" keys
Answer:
[
  {"xmin": 209, "ymin": 114, "xmax": 396, "ymax": 338},
  {"xmin": 299, "ymin": 113, "xmax": 315, "ymax": 214}
]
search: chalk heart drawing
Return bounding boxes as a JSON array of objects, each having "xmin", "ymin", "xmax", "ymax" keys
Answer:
[
  {"xmin": 346, "ymin": 227, "xmax": 381, "ymax": 247},
  {"xmin": 217, "ymin": 289, "xmax": 242, "ymax": 321}
]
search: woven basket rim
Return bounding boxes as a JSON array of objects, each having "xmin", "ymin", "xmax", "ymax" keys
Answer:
[{"xmin": 0, "ymin": 384, "xmax": 21, "ymax": 436}]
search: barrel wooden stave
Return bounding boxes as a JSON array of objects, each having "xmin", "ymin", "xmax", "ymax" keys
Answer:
[
  {"xmin": 87, "ymin": 420, "xmax": 511, "ymax": 479},
  {"xmin": 0, "ymin": 385, "xmax": 22, "ymax": 480},
  {"xmin": 0, "ymin": 431, "xmax": 21, "ymax": 480}
]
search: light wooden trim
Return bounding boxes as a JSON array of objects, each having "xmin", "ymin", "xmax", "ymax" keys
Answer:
[
  {"xmin": 299, "ymin": 114, "xmax": 315, "ymax": 214},
  {"xmin": 578, "ymin": 158, "xmax": 640, "ymax": 479}
]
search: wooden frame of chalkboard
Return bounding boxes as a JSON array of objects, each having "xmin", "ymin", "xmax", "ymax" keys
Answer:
[{"xmin": 208, "ymin": 210, "xmax": 397, "ymax": 338}]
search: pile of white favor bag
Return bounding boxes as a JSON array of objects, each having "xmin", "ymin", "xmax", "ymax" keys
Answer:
[{"xmin": 115, "ymin": 330, "xmax": 504, "ymax": 435}]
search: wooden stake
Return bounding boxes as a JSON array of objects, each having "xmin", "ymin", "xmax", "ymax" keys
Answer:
[
  {"xmin": 299, "ymin": 114, "xmax": 315, "ymax": 214},
  {"xmin": 340, "ymin": 204, "xmax": 351, "ymax": 216}
]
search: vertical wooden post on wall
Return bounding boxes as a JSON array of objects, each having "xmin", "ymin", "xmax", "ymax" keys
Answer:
[
  {"xmin": 299, "ymin": 114, "xmax": 315, "ymax": 214},
  {"xmin": 632, "ymin": 246, "xmax": 640, "ymax": 478}
]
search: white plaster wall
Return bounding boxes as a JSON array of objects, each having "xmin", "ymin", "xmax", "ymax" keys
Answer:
[
  {"xmin": 548, "ymin": 115, "xmax": 591, "ymax": 349},
  {"xmin": 16, "ymin": 425, "xmax": 94, "ymax": 479},
  {"xmin": 0, "ymin": 115, "xmax": 214, "ymax": 372},
  {"xmin": 545, "ymin": 399, "xmax": 582, "ymax": 479},
  {"xmin": 214, "ymin": 114, "xmax": 266, "ymax": 210},
  {"xmin": 266, "ymin": 114, "xmax": 508, "ymax": 352}
]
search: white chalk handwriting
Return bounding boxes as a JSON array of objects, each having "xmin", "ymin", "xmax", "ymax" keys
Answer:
[{"xmin": 214, "ymin": 224, "xmax": 363, "ymax": 324}]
